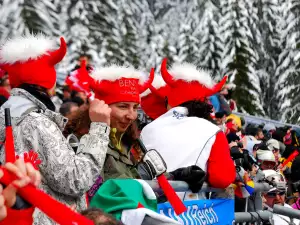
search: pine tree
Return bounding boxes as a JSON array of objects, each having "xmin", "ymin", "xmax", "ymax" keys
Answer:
[
  {"xmin": 276, "ymin": 0, "xmax": 300, "ymax": 123},
  {"xmin": 113, "ymin": 0, "xmax": 142, "ymax": 67},
  {"xmin": 0, "ymin": 0, "xmax": 59, "ymax": 39},
  {"xmin": 249, "ymin": 0, "xmax": 282, "ymax": 120},
  {"xmin": 87, "ymin": 1, "xmax": 144, "ymax": 68},
  {"xmin": 58, "ymin": 0, "xmax": 97, "ymax": 73},
  {"xmin": 196, "ymin": 0, "xmax": 224, "ymax": 79},
  {"xmin": 219, "ymin": 0, "xmax": 264, "ymax": 115}
]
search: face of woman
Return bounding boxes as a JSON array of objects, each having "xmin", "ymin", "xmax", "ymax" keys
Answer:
[{"xmin": 109, "ymin": 102, "xmax": 139, "ymax": 133}]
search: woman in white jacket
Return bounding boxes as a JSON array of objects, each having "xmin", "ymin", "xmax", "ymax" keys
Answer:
[{"xmin": 0, "ymin": 35, "xmax": 111, "ymax": 224}]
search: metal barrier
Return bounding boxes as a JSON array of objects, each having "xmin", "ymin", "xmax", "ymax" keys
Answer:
[
  {"xmin": 235, "ymin": 211, "xmax": 272, "ymax": 224},
  {"xmin": 146, "ymin": 180, "xmax": 300, "ymax": 225},
  {"xmin": 147, "ymin": 180, "xmax": 228, "ymax": 193},
  {"xmin": 146, "ymin": 180, "xmax": 235, "ymax": 201},
  {"xmin": 234, "ymin": 205, "xmax": 300, "ymax": 224},
  {"xmin": 273, "ymin": 204, "xmax": 300, "ymax": 219},
  {"xmin": 233, "ymin": 112, "xmax": 300, "ymax": 129}
]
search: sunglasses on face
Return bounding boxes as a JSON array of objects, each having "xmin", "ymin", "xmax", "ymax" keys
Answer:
[{"xmin": 266, "ymin": 191, "xmax": 285, "ymax": 197}]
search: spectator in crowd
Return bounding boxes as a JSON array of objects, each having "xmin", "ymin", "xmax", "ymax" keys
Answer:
[
  {"xmin": 282, "ymin": 130, "xmax": 300, "ymax": 159},
  {"xmin": 263, "ymin": 170, "xmax": 298, "ymax": 225},
  {"xmin": 215, "ymin": 111, "xmax": 227, "ymax": 132},
  {"xmin": 243, "ymin": 127, "xmax": 263, "ymax": 155},
  {"xmin": 62, "ymin": 85, "xmax": 72, "ymax": 102},
  {"xmin": 71, "ymin": 91, "xmax": 88, "ymax": 105},
  {"xmin": 226, "ymin": 119, "xmax": 239, "ymax": 141},
  {"xmin": 63, "ymin": 104, "xmax": 90, "ymax": 139},
  {"xmin": 72, "ymin": 95, "xmax": 86, "ymax": 107},
  {"xmin": 141, "ymin": 59, "xmax": 235, "ymax": 189},
  {"xmin": 264, "ymin": 123, "xmax": 276, "ymax": 137},
  {"xmin": 72, "ymin": 53, "xmax": 93, "ymax": 72},
  {"xmin": 0, "ymin": 35, "xmax": 111, "ymax": 224},
  {"xmin": 222, "ymin": 83, "xmax": 237, "ymax": 112},
  {"xmin": 256, "ymin": 150, "xmax": 276, "ymax": 170},
  {"xmin": 284, "ymin": 127, "xmax": 293, "ymax": 145},
  {"xmin": 253, "ymin": 128, "xmax": 264, "ymax": 140},
  {"xmin": 267, "ymin": 139, "xmax": 281, "ymax": 165},
  {"xmin": 89, "ymin": 65, "xmax": 154, "ymax": 181},
  {"xmin": 59, "ymin": 102, "xmax": 79, "ymax": 119}
]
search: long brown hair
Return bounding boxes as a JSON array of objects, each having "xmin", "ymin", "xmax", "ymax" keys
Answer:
[
  {"xmin": 63, "ymin": 105, "xmax": 91, "ymax": 138},
  {"xmin": 63, "ymin": 106, "xmax": 143, "ymax": 161}
]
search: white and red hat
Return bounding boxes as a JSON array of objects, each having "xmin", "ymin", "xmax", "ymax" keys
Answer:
[
  {"xmin": 141, "ymin": 75, "xmax": 170, "ymax": 119},
  {"xmin": 90, "ymin": 66, "xmax": 154, "ymax": 104},
  {"xmin": 0, "ymin": 34, "xmax": 67, "ymax": 89},
  {"xmin": 65, "ymin": 59, "xmax": 94, "ymax": 98},
  {"xmin": 160, "ymin": 58, "xmax": 227, "ymax": 107}
]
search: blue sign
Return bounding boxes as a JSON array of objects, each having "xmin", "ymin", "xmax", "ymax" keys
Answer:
[{"xmin": 158, "ymin": 199, "xmax": 234, "ymax": 225}]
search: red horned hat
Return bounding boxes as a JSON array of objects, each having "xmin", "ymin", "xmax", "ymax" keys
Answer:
[
  {"xmin": 141, "ymin": 75, "xmax": 170, "ymax": 119},
  {"xmin": 160, "ymin": 58, "xmax": 227, "ymax": 107},
  {"xmin": 90, "ymin": 65, "xmax": 154, "ymax": 104},
  {"xmin": 0, "ymin": 34, "xmax": 67, "ymax": 89}
]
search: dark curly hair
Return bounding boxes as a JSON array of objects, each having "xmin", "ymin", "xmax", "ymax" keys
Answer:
[{"xmin": 179, "ymin": 99, "xmax": 214, "ymax": 122}]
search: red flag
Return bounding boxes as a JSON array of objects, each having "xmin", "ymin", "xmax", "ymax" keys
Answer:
[{"xmin": 280, "ymin": 150, "xmax": 299, "ymax": 169}]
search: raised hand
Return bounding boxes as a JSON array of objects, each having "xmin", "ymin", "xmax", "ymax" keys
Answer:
[{"xmin": 89, "ymin": 99, "xmax": 112, "ymax": 126}]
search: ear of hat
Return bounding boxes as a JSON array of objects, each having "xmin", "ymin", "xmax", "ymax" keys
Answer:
[
  {"xmin": 141, "ymin": 75, "xmax": 170, "ymax": 120},
  {"xmin": 0, "ymin": 34, "xmax": 67, "ymax": 89},
  {"xmin": 89, "ymin": 66, "xmax": 154, "ymax": 105}
]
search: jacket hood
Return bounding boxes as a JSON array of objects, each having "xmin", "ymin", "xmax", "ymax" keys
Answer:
[{"xmin": 0, "ymin": 88, "xmax": 66, "ymax": 142}]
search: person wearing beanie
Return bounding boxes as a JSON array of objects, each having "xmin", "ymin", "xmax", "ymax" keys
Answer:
[
  {"xmin": 89, "ymin": 65, "xmax": 154, "ymax": 182},
  {"xmin": 0, "ymin": 34, "xmax": 112, "ymax": 225},
  {"xmin": 256, "ymin": 150, "xmax": 276, "ymax": 170},
  {"xmin": 140, "ymin": 75, "xmax": 169, "ymax": 120},
  {"xmin": 140, "ymin": 58, "xmax": 235, "ymax": 189}
]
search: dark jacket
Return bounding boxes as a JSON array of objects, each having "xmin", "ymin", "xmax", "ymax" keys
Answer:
[{"xmin": 102, "ymin": 142, "xmax": 140, "ymax": 180}]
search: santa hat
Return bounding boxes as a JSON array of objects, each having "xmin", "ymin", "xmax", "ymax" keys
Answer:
[
  {"xmin": 160, "ymin": 58, "xmax": 227, "ymax": 107},
  {"xmin": 0, "ymin": 34, "xmax": 67, "ymax": 89},
  {"xmin": 140, "ymin": 75, "xmax": 170, "ymax": 119},
  {"xmin": 90, "ymin": 65, "xmax": 154, "ymax": 104}
]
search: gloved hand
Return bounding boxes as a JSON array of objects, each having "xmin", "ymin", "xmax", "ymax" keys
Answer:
[
  {"xmin": 141, "ymin": 149, "xmax": 167, "ymax": 180},
  {"xmin": 170, "ymin": 165, "xmax": 206, "ymax": 193}
]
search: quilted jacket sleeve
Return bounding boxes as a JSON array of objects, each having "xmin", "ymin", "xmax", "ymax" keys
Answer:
[{"xmin": 20, "ymin": 114, "xmax": 110, "ymax": 197}]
